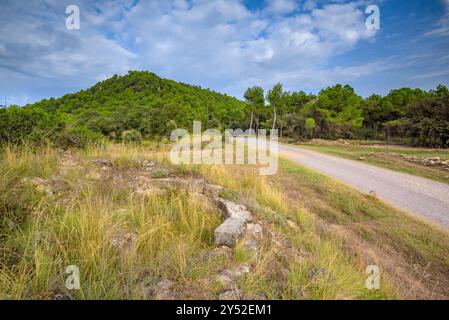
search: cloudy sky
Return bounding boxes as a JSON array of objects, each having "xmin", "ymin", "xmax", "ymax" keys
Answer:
[{"xmin": 1, "ymin": 0, "xmax": 449, "ymax": 105}]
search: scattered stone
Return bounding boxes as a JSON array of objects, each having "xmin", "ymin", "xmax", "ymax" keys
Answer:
[
  {"xmin": 359, "ymin": 156, "xmax": 365, "ymax": 160},
  {"xmin": 308, "ymin": 267, "xmax": 335, "ymax": 281},
  {"xmin": 29, "ymin": 177, "xmax": 55, "ymax": 196},
  {"xmin": 146, "ymin": 279, "xmax": 176, "ymax": 300},
  {"xmin": 246, "ymin": 223, "xmax": 263, "ymax": 240},
  {"xmin": 232, "ymin": 264, "xmax": 251, "ymax": 277},
  {"xmin": 243, "ymin": 293, "xmax": 268, "ymax": 300},
  {"xmin": 214, "ymin": 217, "xmax": 247, "ymax": 247},
  {"xmin": 218, "ymin": 289, "xmax": 243, "ymax": 300},
  {"xmin": 141, "ymin": 159, "xmax": 156, "ymax": 171},
  {"xmin": 151, "ymin": 178, "xmax": 204, "ymax": 192},
  {"xmin": 151, "ymin": 168, "xmax": 171, "ymax": 178},
  {"xmin": 214, "ymin": 198, "xmax": 253, "ymax": 247},
  {"xmin": 209, "ymin": 246, "xmax": 233, "ymax": 260},
  {"xmin": 30, "ymin": 177, "xmax": 47, "ymax": 186},
  {"xmin": 244, "ymin": 239, "xmax": 259, "ymax": 251},
  {"xmin": 50, "ymin": 293, "xmax": 67, "ymax": 300},
  {"xmin": 35, "ymin": 184, "xmax": 53, "ymax": 196},
  {"xmin": 110, "ymin": 232, "xmax": 137, "ymax": 251},
  {"xmin": 217, "ymin": 199, "xmax": 252, "ymax": 221},
  {"xmin": 203, "ymin": 184, "xmax": 224, "ymax": 199},
  {"xmin": 94, "ymin": 159, "xmax": 113, "ymax": 167},
  {"xmin": 215, "ymin": 270, "xmax": 236, "ymax": 289}
]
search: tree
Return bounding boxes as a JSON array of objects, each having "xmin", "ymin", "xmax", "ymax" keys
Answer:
[
  {"xmin": 244, "ymin": 86, "xmax": 265, "ymax": 134},
  {"xmin": 267, "ymin": 83, "xmax": 284, "ymax": 133},
  {"xmin": 305, "ymin": 118, "xmax": 316, "ymax": 138},
  {"xmin": 406, "ymin": 95, "xmax": 449, "ymax": 147},
  {"xmin": 305, "ymin": 84, "xmax": 363, "ymax": 138}
]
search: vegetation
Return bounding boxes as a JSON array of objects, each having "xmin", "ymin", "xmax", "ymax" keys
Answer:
[
  {"xmin": 1, "ymin": 143, "xmax": 449, "ymax": 299},
  {"xmin": 1, "ymin": 70, "xmax": 447, "ymax": 149},
  {"xmin": 0, "ymin": 71, "xmax": 245, "ymax": 147}
]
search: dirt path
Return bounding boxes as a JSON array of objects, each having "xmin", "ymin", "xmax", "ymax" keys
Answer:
[{"xmin": 277, "ymin": 143, "xmax": 449, "ymax": 229}]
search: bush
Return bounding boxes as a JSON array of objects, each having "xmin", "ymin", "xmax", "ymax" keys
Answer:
[
  {"xmin": 0, "ymin": 106, "xmax": 66, "ymax": 145},
  {"xmin": 406, "ymin": 95, "xmax": 449, "ymax": 147},
  {"xmin": 58, "ymin": 126, "xmax": 103, "ymax": 149},
  {"xmin": 122, "ymin": 129, "xmax": 142, "ymax": 145}
]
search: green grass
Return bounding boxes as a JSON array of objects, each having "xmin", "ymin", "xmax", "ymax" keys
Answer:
[
  {"xmin": 2, "ymin": 143, "xmax": 449, "ymax": 299},
  {"xmin": 277, "ymin": 158, "xmax": 449, "ymax": 298},
  {"xmin": 296, "ymin": 143, "xmax": 449, "ymax": 184}
]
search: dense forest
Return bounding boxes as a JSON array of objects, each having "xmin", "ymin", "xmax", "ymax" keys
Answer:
[{"xmin": 1, "ymin": 70, "xmax": 448, "ymax": 147}]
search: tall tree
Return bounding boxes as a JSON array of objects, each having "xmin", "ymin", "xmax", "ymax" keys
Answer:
[
  {"xmin": 267, "ymin": 83, "xmax": 284, "ymax": 133},
  {"xmin": 244, "ymin": 86, "xmax": 265, "ymax": 133}
]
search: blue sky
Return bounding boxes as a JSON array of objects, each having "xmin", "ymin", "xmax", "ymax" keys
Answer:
[{"xmin": 0, "ymin": 0, "xmax": 448, "ymax": 106}]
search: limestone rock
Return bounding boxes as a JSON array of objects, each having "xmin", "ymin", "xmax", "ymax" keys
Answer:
[
  {"xmin": 217, "ymin": 198, "xmax": 252, "ymax": 221},
  {"xmin": 218, "ymin": 289, "xmax": 243, "ymax": 300},
  {"xmin": 146, "ymin": 279, "xmax": 176, "ymax": 300},
  {"xmin": 243, "ymin": 292, "xmax": 268, "ymax": 300},
  {"xmin": 214, "ymin": 217, "xmax": 247, "ymax": 247},
  {"xmin": 232, "ymin": 264, "xmax": 250, "ymax": 277},
  {"xmin": 209, "ymin": 246, "xmax": 233, "ymax": 260},
  {"xmin": 94, "ymin": 159, "xmax": 113, "ymax": 167},
  {"xmin": 244, "ymin": 239, "xmax": 259, "ymax": 251},
  {"xmin": 110, "ymin": 232, "xmax": 137, "ymax": 251},
  {"xmin": 203, "ymin": 184, "xmax": 224, "ymax": 199},
  {"xmin": 215, "ymin": 270, "xmax": 236, "ymax": 289}
]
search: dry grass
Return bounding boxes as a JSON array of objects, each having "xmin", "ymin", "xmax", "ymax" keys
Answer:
[
  {"xmin": 1, "ymin": 142, "xmax": 448, "ymax": 299},
  {"xmin": 277, "ymin": 158, "xmax": 449, "ymax": 299},
  {"xmin": 0, "ymin": 143, "xmax": 221, "ymax": 299}
]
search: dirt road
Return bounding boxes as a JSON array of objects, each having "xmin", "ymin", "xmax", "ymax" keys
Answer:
[{"xmin": 278, "ymin": 143, "xmax": 449, "ymax": 229}]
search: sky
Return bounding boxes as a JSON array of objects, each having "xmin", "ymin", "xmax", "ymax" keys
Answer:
[{"xmin": 0, "ymin": 0, "xmax": 449, "ymax": 106}]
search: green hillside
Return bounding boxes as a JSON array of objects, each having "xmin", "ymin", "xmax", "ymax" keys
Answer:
[{"xmin": 30, "ymin": 70, "xmax": 246, "ymax": 136}]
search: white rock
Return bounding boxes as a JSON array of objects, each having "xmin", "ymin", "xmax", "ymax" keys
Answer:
[{"xmin": 214, "ymin": 218, "xmax": 247, "ymax": 247}]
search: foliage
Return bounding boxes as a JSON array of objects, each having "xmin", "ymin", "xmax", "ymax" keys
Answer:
[
  {"xmin": 122, "ymin": 129, "xmax": 143, "ymax": 145},
  {"xmin": 2, "ymin": 70, "xmax": 448, "ymax": 147},
  {"xmin": 58, "ymin": 126, "xmax": 103, "ymax": 149},
  {"xmin": 406, "ymin": 95, "xmax": 449, "ymax": 147}
]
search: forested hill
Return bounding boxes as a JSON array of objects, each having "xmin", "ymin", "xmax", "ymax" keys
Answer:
[
  {"xmin": 1, "ymin": 70, "xmax": 448, "ymax": 148},
  {"xmin": 29, "ymin": 70, "xmax": 246, "ymax": 136}
]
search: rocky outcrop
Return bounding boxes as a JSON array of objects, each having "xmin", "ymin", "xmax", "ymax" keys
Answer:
[
  {"xmin": 218, "ymin": 289, "xmax": 243, "ymax": 300},
  {"xmin": 398, "ymin": 154, "xmax": 449, "ymax": 170},
  {"xmin": 110, "ymin": 232, "xmax": 137, "ymax": 252},
  {"xmin": 145, "ymin": 279, "xmax": 176, "ymax": 300},
  {"xmin": 214, "ymin": 199, "xmax": 253, "ymax": 247}
]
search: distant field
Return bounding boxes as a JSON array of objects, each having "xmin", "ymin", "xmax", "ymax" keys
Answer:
[{"xmin": 296, "ymin": 141, "xmax": 449, "ymax": 184}]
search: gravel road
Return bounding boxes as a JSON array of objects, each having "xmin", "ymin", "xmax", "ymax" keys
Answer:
[{"xmin": 278, "ymin": 143, "xmax": 449, "ymax": 229}]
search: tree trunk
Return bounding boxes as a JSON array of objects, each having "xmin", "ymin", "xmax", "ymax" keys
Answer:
[
  {"xmin": 272, "ymin": 106, "xmax": 277, "ymax": 132},
  {"xmin": 249, "ymin": 109, "xmax": 254, "ymax": 134}
]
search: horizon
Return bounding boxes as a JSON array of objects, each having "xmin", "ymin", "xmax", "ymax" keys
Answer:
[{"xmin": 1, "ymin": 0, "xmax": 449, "ymax": 105}]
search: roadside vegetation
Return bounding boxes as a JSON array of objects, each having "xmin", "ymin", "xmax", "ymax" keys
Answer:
[{"xmin": 1, "ymin": 141, "xmax": 449, "ymax": 299}]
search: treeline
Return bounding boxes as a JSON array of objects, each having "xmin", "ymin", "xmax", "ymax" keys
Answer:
[
  {"xmin": 243, "ymin": 83, "xmax": 449, "ymax": 147},
  {"xmin": 0, "ymin": 70, "xmax": 448, "ymax": 148}
]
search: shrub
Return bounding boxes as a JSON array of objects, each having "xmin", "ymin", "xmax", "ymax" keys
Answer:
[
  {"xmin": 58, "ymin": 126, "xmax": 103, "ymax": 149},
  {"xmin": 122, "ymin": 129, "xmax": 142, "ymax": 145}
]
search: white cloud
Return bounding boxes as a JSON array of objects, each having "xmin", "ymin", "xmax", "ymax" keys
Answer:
[
  {"xmin": 0, "ymin": 0, "xmax": 382, "ymax": 104},
  {"xmin": 265, "ymin": 0, "xmax": 298, "ymax": 14},
  {"xmin": 118, "ymin": 0, "xmax": 378, "ymax": 95}
]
